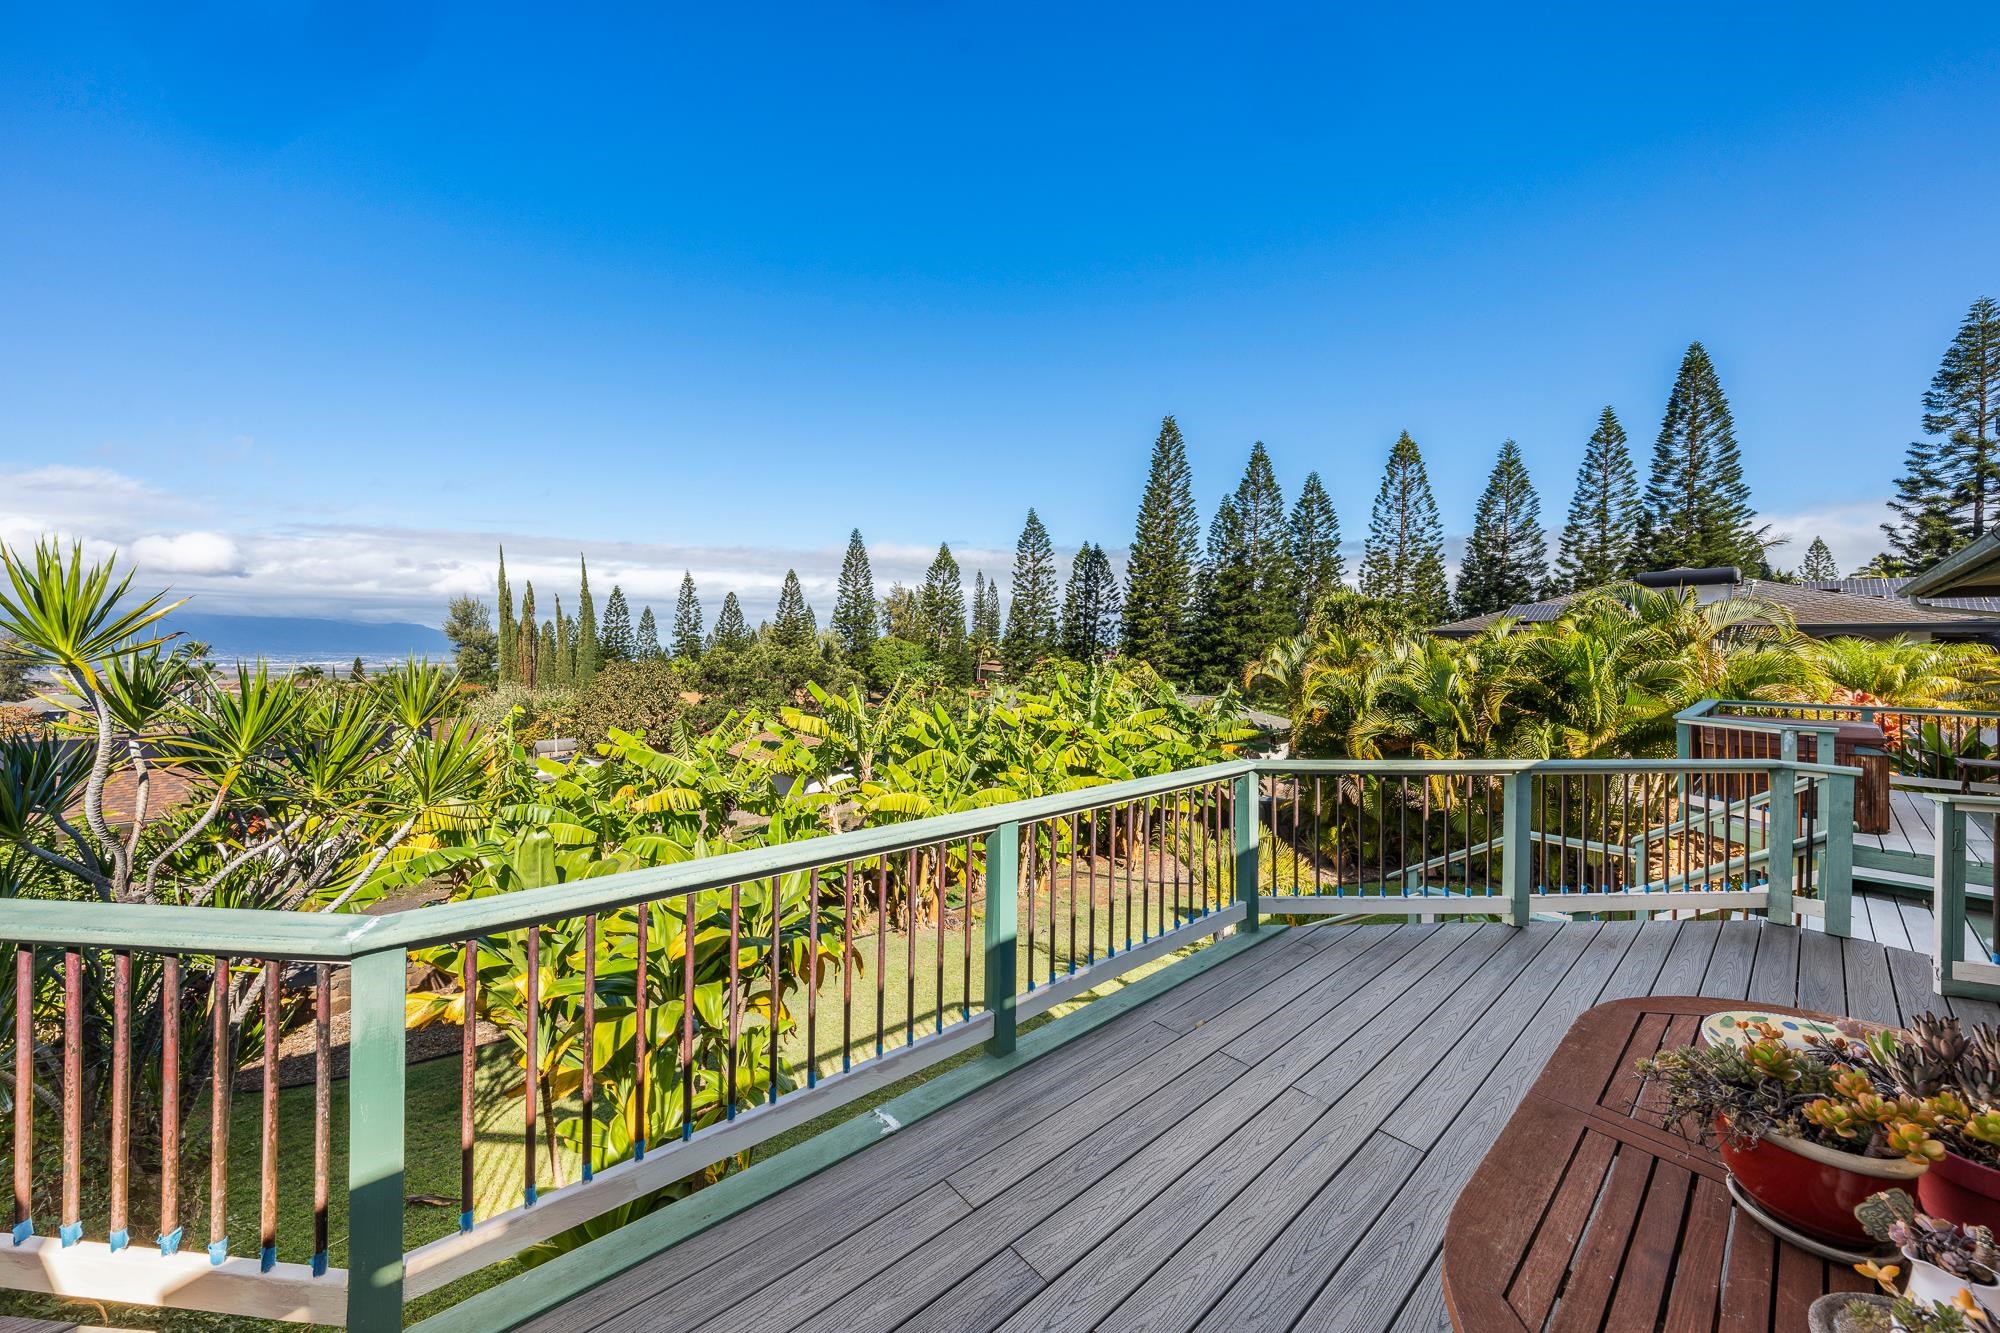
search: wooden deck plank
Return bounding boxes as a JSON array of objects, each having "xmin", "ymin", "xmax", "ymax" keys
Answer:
[
  {"xmin": 535, "ymin": 916, "xmax": 1984, "ymax": 1333},
  {"xmin": 1883, "ymin": 931, "xmax": 1954, "ymax": 1027},
  {"xmin": 786, "ymin": 1051, "xmax": 1251, "ymax": 1333},
  {"xmin": 997, "ymin": 1089, "xmax": 1329, "ymax": 1330},
  {"xmin": 1796, "ymin": 926, "xmax": 1847, "ymax": 1014},
  {"xmin": 1387, "ymin": 1250, "xmax": 1451, "ymax": 1333},
  {"xmin": 1096, "ymin": 1132, "xmax": 1421, "ymax": 1333},
  {"xmin": 1842, "ymin": 934, "xmax": 1901, "ymax": 1026},
  {"xmin": 1277, "ymin": 924, "xmax": 1644, "ymax": 1333},
  {"xmin": 1746, "ymin": 921, "xmax": 1800, "ymax": 1006}
]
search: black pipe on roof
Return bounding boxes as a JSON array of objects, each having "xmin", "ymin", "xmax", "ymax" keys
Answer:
[{"xmin": 1633, "ymin": 566, "xmax": 1741, "ymax": 588}]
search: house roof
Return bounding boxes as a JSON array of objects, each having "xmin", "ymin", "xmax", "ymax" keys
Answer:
[
  {"xmin": 1804, "ymin": 577, "xmax": 2000, "ymax": 615},
  {"xmin": 1433, "ymin": 577, "xmax": 2000, "ymax": 638},
  {"xmin": 1904, "ymin": 531, "xmax": 2000, "ymax": 599}
]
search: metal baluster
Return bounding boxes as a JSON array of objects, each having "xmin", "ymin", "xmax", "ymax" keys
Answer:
[
  {"xmin": 635, "ymin": 903, "xmax": 648, "ymax": 1156},
  {"xmin": 842, "ymin": 861, "xmax": 855, "ymax": 1070},
  {"xmin": 875, "ymin": 858, "xmax": 888, "ymax": 1059},
  {"xmin": 1087, "ymin": 807, "xmax": 1099, "ymax": 965},
  {"xmin": 524, "ymin": 927, "xmax": 539, "ymax": 1205},
  {"xmin": 462, "ymin": 942, "xmax": 478, "ymax": 1222},
  {"xmin": 209, "ymin": 957, "xmax": 229, "ymax": 1265},
  {"xmin": 158, "ymin": 954, "xmax": 180, "ymax": 1255},
  {"xmin": 964, "ymin": 838, "xmax": 975, "ymax": 1019},
  {"xmin": 902, "ymin": 851, "xmax": 915, "ymax": 1049},
  {"xmin": 1025, "ymin": 823, "xmax": 1039, "ymax": 991},
  {"xmin": 807, "ymin": 871, "xmax": 820, "ymax": 1083},
  {"xmin": 771, "ymin": 877, "xmax": 784, "ymax": 1100},
  {"xmin": 313, "ymin": 965, "xmax": 331, "ymax": 1274},
  {"xmin": 681, "ymin": 893, "xmax": 696, "ymax": 1139},
  {"xmin": 1066, "ymin": 813, "xmax": 1079, "ymax": 974},
  {"xmin": 581, "ymin": 917, "xmax": 596, "ymax": 1174},
  {"xmin": 60, "ymin": 950, "xmax": 80, "ymax": 1248},
  {"xmin": 729, "ymin": 884, "xmax": 743, "ymax": 1114},
  {"xmin": 13, "ymin": 948, "xmax": 32, "ymax": 1244},
  {"xmin": 109, "ymin": 950, "xmax": 131, "ymax": 1253},
  {"xmin": 259, "ymin": 958, "xmax": 280, "ymax": 1269}
]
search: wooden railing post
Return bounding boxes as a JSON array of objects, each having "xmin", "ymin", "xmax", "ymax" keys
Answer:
[
  {"xmin": 1502, "ymin": 771, "xmax": 1532, "ymax": 927},
  {"xmin": 1232, "ymin": 771, "xmax": 1259, "ymax": 932},
  {"xmin": 983, "ymin": 822, "xmax": 1019, "ymax": 1056},
  {"xmin": 1765, "ymin": 764, "xmax": 1795, "ymax": 926},
  {"xmin": 347, "ymin": 946, "xmax": 407, "ymax": 1332},
  {"xmin": 1936, "ymin": 798, "xmax": 1970, "ymax": 995},
  {"xmin": 1821, "ymin": 770, "xmax": 1855, "ymax": 938}
]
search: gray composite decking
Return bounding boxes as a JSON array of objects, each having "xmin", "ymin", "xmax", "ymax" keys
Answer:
[{"xmin": 521, "ymin": 913, "xmax": 2000, "ymax": 1333}]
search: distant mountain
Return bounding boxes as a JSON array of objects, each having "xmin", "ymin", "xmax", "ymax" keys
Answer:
[{"xmin": 158, "ymin": 613, "xmax": 450, "ymax": 663}]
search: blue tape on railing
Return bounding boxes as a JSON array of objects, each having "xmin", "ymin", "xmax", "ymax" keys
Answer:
[
  {"xmin": 459, "ymin": 1208, "xmax": 474, "ymax": 1232},
  {"xmin": 10, "ymin": 1219, "xmax": 30, "ymax": 1245},
  {"xmin": 58, "ymin": 1220, "xmax": 81, "ymax": 1247},
  {"xmin": 523, "ymin": 1185, "xmax": 537, "ymax": 1207},
  {"xmin": 260, "ymin": 1242, "xmax": 276, "ymax": 1272},
  {"xmin": 108, "ymin": 1227, "xmax": 128, "ymax": 1253},
  {"xmin": 580, "ymin": 1161, "xmax": 593, "ymax": 1182},
  {"xmin": 312, "ymin": 1248, "xmax": 328, "ymax": 1277},
  {"xmin": 635, "ymin": 1135, "xmax": 647, "ymax": 1160},
  {"xmin": 209, "ymin": 1238, "xmax": 228, "ymax": 1266},
  {"xmin": 158, "ymin": 1226, "xmax": 183, "ymax": 1257}
]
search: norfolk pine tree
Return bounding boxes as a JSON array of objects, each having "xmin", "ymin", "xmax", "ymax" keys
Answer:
[
  {"xmin": 1887, "ymin": 297, "xmax": 2000, "ymax": 567},
  {"xmin": 1455, "ymin": 439, "xmax": 1550, "ymax": 617},
  {"xmin": 1287, "ymin": 472, "xmax": 1343, "ymax": 628},
  {"xmin": 600, "ymin": 585, "xmax": 634, "ymax": 662},
  {"xmin": 636, "ymin": 605, "xmax": 662, "ymax": 658},
  {"xmin": 1555, "ymin": 408, "xmax": 1641, "ymax": 591},
  {"xmin": 1798, "ymin": 538, "xmax": 1839, "ymax": 582},
  {"xmin": 832, "ymin": 529, "xmax": 880, "ymax": 654},
  {"xmin": 673, "ymin": 573, "xmax": 704, "ymax": 658},
  {"xmin": 1002, "ymin": 508, "xmax": 1058, "ymax": 673},
  {"xmin": 772, "ymin": 570, "xmax": 816, "ymax": 648},
  {"xmin": 1358, "ymin": 431, "xmax": 1450, "ymax": 622},
  {"xmin": 1121, "ymin": 415, "xmax": 1201, "ymax": 679},
  {"xmin": 1637, "ymin": 343, "xmax": 1762, "ymax": 571},
  {"xmin": 710, "ymin": 592, "xmax": 752, "ymax": 653},
  {"xmin": 1059, "ymin": 543, "xmax": 1121, "ymax": 660}
]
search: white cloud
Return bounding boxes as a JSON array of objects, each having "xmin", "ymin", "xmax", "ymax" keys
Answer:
[
  {"xmin": 129, "ymin": 531, "xmax": 246, "ymax": 576},
  {"xmin": 1755, "ymin": 500, "xmax": 1893, "ymax": 576}
]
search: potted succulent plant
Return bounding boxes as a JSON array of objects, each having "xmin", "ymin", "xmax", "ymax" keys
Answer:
[
  {"xmin": 1855, "ymin": 1189, "xmax": 2000, "ymax": 1315},
  {"xmin": 1848, "ymin": 1016, "xmax": 2000, "ymax": 1232},
  {"xmin": 1640, "ymin": 1024, "xmax": 1943, "ymax": 1247}
]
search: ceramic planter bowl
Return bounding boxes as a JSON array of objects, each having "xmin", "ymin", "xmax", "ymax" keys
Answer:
[
  {"xmin": 1716, "ymin": 1117, "xmax": 1928, "ymax": 1247},
  {"xmin": 1917, "ymin": 1150, "xmax": 2000, "ymax": 1234}
]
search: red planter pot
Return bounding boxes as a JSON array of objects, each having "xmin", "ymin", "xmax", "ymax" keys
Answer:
[
  {"xmin": 1918, "ymin": 1151, "xmax": 2000, "ymax": 1232},
  {"xmin": 1715, "ymin": 1116, "xmax": 1928, "ymax": 1247}
]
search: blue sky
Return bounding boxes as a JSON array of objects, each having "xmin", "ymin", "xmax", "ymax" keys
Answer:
[{"xmin": 2, "ymin": 4, "xmax": 1997, "ymax": 622}]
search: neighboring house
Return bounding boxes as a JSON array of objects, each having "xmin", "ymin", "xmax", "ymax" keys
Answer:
[{"xmin": 1434, "ymin": 566, "xmax": 2000, "ymax": 642}]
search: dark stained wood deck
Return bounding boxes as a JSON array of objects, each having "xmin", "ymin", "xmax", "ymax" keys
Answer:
[{"xmin": 521, "ymin": 917, "xmax": 2000, "ymax": 1333}]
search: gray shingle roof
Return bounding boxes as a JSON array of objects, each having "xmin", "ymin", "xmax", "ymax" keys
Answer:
[{"xmin": 1433, "ymin": 577, "xmax": 2000, "ymax": 637}]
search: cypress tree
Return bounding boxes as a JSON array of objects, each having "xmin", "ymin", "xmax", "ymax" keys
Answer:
[
  {"xmin": 600, "ymin": 586, "xmax": 634, "ymax": 662},
  {"xmin": 969, "ymin": 573, "xmax": 999, "ymax": 663},
  {"xmin": 1456, "ymin": 439, "xmax": 1551, "ymax": 617},
  {"xmin": 575, "ymin": 557, "xmax": 601, "ymax": 685},
  {"xmin": 1933, "ymin": 298, "xmax": 2000, "ymax": 537},
  {"xmin": 710, "ymin": 593, "xmax": 752, "ymax": 653},
  {"xmin": 518, "ymin": 582, "xmax": 538, "ymax": 685},
  {"xmin": 1287, "ymin": 472, "xmax": 1343, "ymax": 628},
  {"xmin": 1121, "ymin": 415, "xmax": 1200, "ymax": 677},
  {"xmin": 496, "ymin": 547, "xmax": 515, "ymax": 686},
  {"xmin": 1002, "ymin": 508, "xmax": 1058, "ymax": 673},
  {"xmin": 536, "ymin": 619, "xmax": 555, "ymax": 686},
  {"xmin": 832, "ymin": 529, "xmax": 879, "ymax": 653},
  {"xmin": 1358, "ymin": 431, "xmax": 1451, "ymax": 622},
  {"xmin": 1060, "ymin": 543, "xmax": 1121, "ymax": 660},
  {"xmin": 1637, "ymin": 343, "xmax": 1761, "ymax": 571},
  {"xmin": 552, "ymin": 594, "xmax": 570, "ymax": 688},
  {"xmin": 636, "ymin": 605, "xmax": 662, "ymax": 658},
  {"xmin": 1556, "ymin": 407, "xmax": 1642, "ymax": 591},
  {"xmin": 350, "ymin": 655, "xmax": 366, "ymax": 684},
  {"xmin": 772, "ymin": 570, "xmax": 816, "ymax": 648},
  {"xmin": 1799, "ymin": 538, "xmax": 1839, "ymax": 582},
  {"xmin": 672, "ymin": 573, "xmax": 703, "ymax": 658},
  {"xmin": 919, "ymin": 544, "xmax": 967, "ymax": 655}
]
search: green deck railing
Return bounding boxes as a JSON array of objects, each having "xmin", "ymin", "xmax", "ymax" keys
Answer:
[{"xmin": 0, "ymin": 754, "xmax": 1858, "ymax": 1329}]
